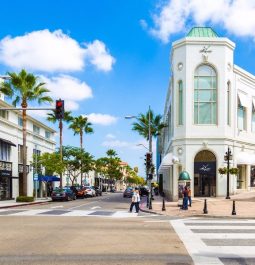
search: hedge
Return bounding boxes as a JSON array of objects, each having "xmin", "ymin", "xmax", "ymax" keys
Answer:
[{"xmin": 16, "ymin": 196, "xmax": 34, "ymax": 202}]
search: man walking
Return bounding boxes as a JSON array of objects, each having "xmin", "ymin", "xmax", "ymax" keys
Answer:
[
  {"xmin": 129, "ymin": 189, "xmax": 136, "ymax": 213},
  {"xmin": 135, "ymin": 188, "xmax": 140, "ymax": 213}
]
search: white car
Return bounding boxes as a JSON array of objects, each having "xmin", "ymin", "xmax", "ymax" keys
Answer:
[{"xmin": 84, "ymin": 186, "xmax": 96, "ymax": 197}]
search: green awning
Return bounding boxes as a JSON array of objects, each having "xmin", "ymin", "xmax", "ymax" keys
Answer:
[{"xmin": 179, "ymin": 171, "xmax": 191, "ymax": 181}]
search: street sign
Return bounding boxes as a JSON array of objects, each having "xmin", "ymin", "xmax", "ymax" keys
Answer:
[{"xmin": 33, "ymin": 173, "xmax": 38, "ymax": 181}]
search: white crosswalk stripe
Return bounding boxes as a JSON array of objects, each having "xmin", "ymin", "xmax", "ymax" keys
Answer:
[
  {"xmin": 0, "ymin": 209, "xmax": 139, "ymax": 218},
  {"xmin": 171, "ymin": 218, "xmax": 255, "ymax": 265}
]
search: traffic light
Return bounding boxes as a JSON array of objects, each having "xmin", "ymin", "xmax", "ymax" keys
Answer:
[
  {"xmin": 146, "ymin": 152, "xmax": 152, "ymax": 168},
  {"xmin": 55, "ymin": 99, "xmax": 64, "ymax": 119}
]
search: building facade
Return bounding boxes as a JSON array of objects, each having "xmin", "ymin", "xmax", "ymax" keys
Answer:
[
  {"xmin": 158, "ymin": 27, "xmax": 255, "ymax": 201},
  {"xmin": 0, "ymin": 95, "xmax": 56, "ymax": 200}
]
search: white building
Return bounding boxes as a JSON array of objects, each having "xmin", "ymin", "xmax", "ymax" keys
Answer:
[
  {"xmin": 0, "ymin": 95, "xmax": 56, "ymax": 200},
  {"xmin": 158, "ymin": 27, "xmax": 255, "ymax": 201}
]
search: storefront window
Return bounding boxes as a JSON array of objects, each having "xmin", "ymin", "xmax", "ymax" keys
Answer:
[{"xmin": 0, "ymin": 142, "xmax": 10, "ymax": 161}]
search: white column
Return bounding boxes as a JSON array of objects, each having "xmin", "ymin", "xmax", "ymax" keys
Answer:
[{"xmin": 246, "ymin": 164, "xmax": 251, "ymax": 190}]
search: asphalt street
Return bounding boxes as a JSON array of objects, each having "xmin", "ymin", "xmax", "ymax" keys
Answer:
[{"xmin": 0, "ymin": 192, "xmax": 193, "ymax": 265}]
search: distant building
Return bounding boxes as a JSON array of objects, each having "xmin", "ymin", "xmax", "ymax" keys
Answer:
[
  {"xmin": 157, "ymin": 27, "xmax": 255, "ymax": 200},
  {"xmin": 0, "ymin": 95, "xmax": 56, "ymax": 200}
]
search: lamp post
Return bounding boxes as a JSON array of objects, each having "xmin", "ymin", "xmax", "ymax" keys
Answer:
[
  {"xmin": 224, "ymin": 147, "xmax": 233, "ymax": 199},
  {"xmin": 125, "ymin": 106, "xmax": 153, "ymax": 208}
]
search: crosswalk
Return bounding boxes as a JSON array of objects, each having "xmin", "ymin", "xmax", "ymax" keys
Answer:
[
  {"xmin": 0, "ymin": 209, "xmax": 140, "ymax": 218},
  {"xmin": 171, "ymin": 218, "xmax": 255, "ymax": 265}
]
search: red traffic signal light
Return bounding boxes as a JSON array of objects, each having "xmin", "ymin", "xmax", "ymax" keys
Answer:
[
  {"xmin": 55, "ymin": 99, "xmax": 64, "ymax": 119},
  {"xmin": 146, "ymin": 152, "xmax": 152, "ymax": 167}
]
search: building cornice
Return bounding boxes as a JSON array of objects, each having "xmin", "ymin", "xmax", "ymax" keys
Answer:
[
  {"xmin": 172, "ymin": 37, "xmax": 235, "ymax": 50},
  {"xmin": 0, "ymin": 99, "xmax": 56, "ymax": 133}
]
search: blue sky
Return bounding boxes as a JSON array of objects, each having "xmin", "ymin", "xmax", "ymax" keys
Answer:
[{"xmin": 0, "ymin": 0, "xmax": 255, "ymax": 177}]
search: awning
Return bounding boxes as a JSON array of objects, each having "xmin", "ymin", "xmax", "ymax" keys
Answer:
[
  {"xmin": 236, "ymin": 152, "xmax": 255, "ymax": 165},
  {"xmin": 238, "ymin": 92, "xmax": 249, "ymax": 108},
  {"xmin": 0, "ymin": 138, "xmax": 16, "ymax": 147},
  {"xmin": 161, "ymin": 153, "xmax": 179, "ymax": 167},
  {"xmin": 158, "ymin": 153, "xmax": 179, "ymax": 173},
  {"xmin": 38, "ymin": 176, "xmax": 60, "ymax": 182}
]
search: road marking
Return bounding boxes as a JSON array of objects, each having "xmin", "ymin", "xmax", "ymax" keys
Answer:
[
  {"xmin": 51, "ymin": 205, "xmax": 63, "ymax": 209},
  {"xmin": 144, "ymin": 220, "xmax": 169, "ymax": 223},
  {"xmin": 91, "ymin": 206, "xmax": 101, "ymax": 210}
]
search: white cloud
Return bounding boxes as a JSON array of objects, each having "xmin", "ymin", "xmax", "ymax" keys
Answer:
[
  {"xmin": 41, "ymin": 75, "xmax": 93, "ymax": 111},
  {"xmin": 106, "ymin": 133, "xmax": 116, "ymax": 139},
  {"xmin": 85, "ymin": 113, "xmax": 118, "ymax": 126},
  {"xmin": 0, "ymin": 29, "xmax": 115, "ymax": 72},
  {"xmin": 84, "ymin": 40, "xmax": 116, "ymax": 72},
  {"xmin": 146, "ymin": 0, "xmax": 255, "ymax": 43},
  {"xmin": 102, "ymin": 140, "xmax": 129, "ymax": 148}
]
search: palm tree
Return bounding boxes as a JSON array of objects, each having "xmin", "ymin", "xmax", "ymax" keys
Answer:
[
  {"xmin": 69, "ymin": 115, "xmax": 94, "ymax": 184},
  {"xmin": 131, "ymin": 109, "xmax": 166, "ymax": 151},
  {"xmin": 47, "ymin": 111, "xmax": 72, "ymax": 187},
  {"xmin": 0, "ymin": 69, "xmax": 53, "ymax": 196},
  {"xmin": 69, "ymin": 115, "xmax": 94, "ymax": 150}
]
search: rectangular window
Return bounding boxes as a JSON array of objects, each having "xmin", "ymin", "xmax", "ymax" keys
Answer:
[
  {"xmin": 18, "ymin": 117, "xmax": 23, "ymax": 127},
  {"xmin": 0, "ymin": 110, "xmax": 8, "ymax": 120},
  {"xmin": 178, "ymin": 81, "xmax": 183, "ymax": 125},
  {"xmin": 45, "ymin": 131, "xmax": 51, "ymax": 139},
  {"xmin": 227, "ymin": 82, "xmax": 231, "ymax": 126},
  {"xmin": 33, "ymin": 124, "xmax": 40, "ymax": 135},
  {"xmin": 252, "ymin": 109, "xmax": 255, "ymax": 132},
  {"xmin": 238, "ymin": 105, "xmax": 246, "ymax": 131},
  {"xmin": 0, "ymin": 142, "xmax": 10, "ymax": 161}
]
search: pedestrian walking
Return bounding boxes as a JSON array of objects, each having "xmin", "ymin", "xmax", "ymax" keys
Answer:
[
  {"xmin": 129, "ymin": 189, "xmax": 136, "ymax": 213},
  {"xmin": 187, "ymin": 186, "xmax": 192, "ymax": 207},
  {"xmin": 182, "ymin": 186, "xmax": 189, "ymax": 210},
  {"xmin": 135, "ymin": 188, "xmax": 140, "ymax": 213}
]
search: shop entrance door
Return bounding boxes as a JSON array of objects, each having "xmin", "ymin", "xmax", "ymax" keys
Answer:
[{"xmin": 194, "ymin": 150, "xmax": 216, "ymax": 197}]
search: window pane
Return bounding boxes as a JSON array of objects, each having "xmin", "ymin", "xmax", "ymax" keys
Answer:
[
  {"xmin": 199, "ymin": 77, "xmax": 211, "ymax": 89},
  {"xmin": 194, "ymin": 90, "xmax": 198, "ymax": 101},
  {"xmin": 199, "ymin": 103, "xmax": 211, "ymax": 124},
  {"xmin": 238, "ymin": 107, "xmax": 244, "ymax": 130},
  {"xmin": 212, "ymin": 103, "xmax": 217, "ymax": 124},
  {"xmin": 195, "ymin": 65, "xmax": 216, "ymax": 77},
  {"xmin": 194, "ymin": 103, "xmax": 198, "ymax": 124},
  {"xmin": 198, "ymin": 90, "xmax": 212, "ymax": 101}
]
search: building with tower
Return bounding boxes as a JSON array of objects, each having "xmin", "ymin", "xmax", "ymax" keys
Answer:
[{"xmin": 157, "ymin": 27, "xmax": 255, "ymax": 201}]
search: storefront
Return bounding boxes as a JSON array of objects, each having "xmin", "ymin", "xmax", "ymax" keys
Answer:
[{"xmin": 0, "ymin": 161, "xmax": 12, "ymax": 200}]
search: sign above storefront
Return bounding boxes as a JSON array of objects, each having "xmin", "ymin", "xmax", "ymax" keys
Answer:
[
  {"xmin": 0, "ymin": 161, "xmax": 12, "ymax": 177},
  {"xmin": 194, "ymin": 162, "xmax": 216, "ymax": 175}
]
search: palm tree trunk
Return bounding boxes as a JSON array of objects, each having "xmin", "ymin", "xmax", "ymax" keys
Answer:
[
  {"xmin": 59, "ymin": 119, "xmax": 63, "ymax": 187},
  {"xmin": 22, "ymin": 106, "xmax": 27, "ymax": 196},
  {"xmin": 80, "ymin": 131, "xmax": 83, "ymax": 185}
]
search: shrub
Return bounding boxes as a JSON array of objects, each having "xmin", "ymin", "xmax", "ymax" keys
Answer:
[{"xmin": 16, "ymin": 196, "xmax": 34, "ymax": 202}]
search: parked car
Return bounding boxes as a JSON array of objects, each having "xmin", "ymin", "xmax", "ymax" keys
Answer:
[
  {"xmin": 70, "ymin": 186, "xmax": 87, "ymax": 198},
  {"xmin": 92, "ymin": 186, "xmax": 102, "ymax": 196},
  {"xmin": 139, "ymin": 186, "xmax": 149, "ymax": 197},
  {"xmin": 123, "ymin": 187, "xmax": 133, "ymax": 198},
  {"xmin": 51, "ymin": 187, "xmax": 76, "ymax": 201},
  {"xmin": 84, "ymin": 186, "xmax": 96, "ymax": 197}
]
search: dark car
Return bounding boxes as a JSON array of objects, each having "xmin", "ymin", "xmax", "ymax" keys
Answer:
[
  {"xmin": 123, "ymin": 187, "xmax": 133, "ymax": 198},
  {"xmin": 51, "ymin": 187, "xmax": 76, "ymax": 201},
  {"xmin": 139, "ymin": 186, "xmax": 149, "ymax": 196},
  {"xmin": 70, "ymin": 186, "xmax": 87, "ymax": 198},
  {"xmin": 92, "ymin": 186, "xmax": 102, "ymax": 196}
]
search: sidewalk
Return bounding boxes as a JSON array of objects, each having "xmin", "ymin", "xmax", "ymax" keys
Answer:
[
  {"xmin": 0, "ymin": 198, "xmax": 51, "ymax": 209},
  {"xmin": 140, "ymin": 191, "xmax": 255, "ymax": 218}
]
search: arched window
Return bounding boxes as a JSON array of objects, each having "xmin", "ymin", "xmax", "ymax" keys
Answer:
[
  {"xmin": 178, "ymin": 80, "xmax": 183, "ymax": 125},
  {"xmin": 194, "ymin": 65, "xmax": 217, "ymax": 124},
  {"xmin": 227, "ymin": 81, "xmax": 231, "ymax": 126}
]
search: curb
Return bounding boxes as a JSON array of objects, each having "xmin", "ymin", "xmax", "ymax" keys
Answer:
[
  {"xmin": 0, "ymin": 200, "xmax": 51, "ymax": 209},
  {"xmin": 139, "ymin": 206, "xmax": 164, "ymax": 215}
]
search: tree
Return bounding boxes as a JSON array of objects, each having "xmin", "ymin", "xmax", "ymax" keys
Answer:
[
  {"xmin": 131, "ymin": 109, "xmax": 166, "ymax": 152},
  {"xmin": 69, "ymin": 115, "xmax": 94, "ymax": 185},
  {"xmin": 69, "ymin": 115, "xmax": 93, "ymax": 150},
  {"xmin": 62, "ymin": 146, "xmax": 94, "ymax": 186},
  {"xmin": 0, "ymin": 69, "xmax": 52, "ymax": 196},
  {"xmin": 47, "ymin": 111, "xmax": 73, "ymax": 187}
]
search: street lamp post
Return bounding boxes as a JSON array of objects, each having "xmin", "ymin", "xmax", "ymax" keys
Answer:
[
  {"xmin": 224, "ymin": 147, "xmax": 233, "ymax": 199},
  {"xmin": 125, "ymin": 106, "xmax": 153, "ymax": 209}
]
